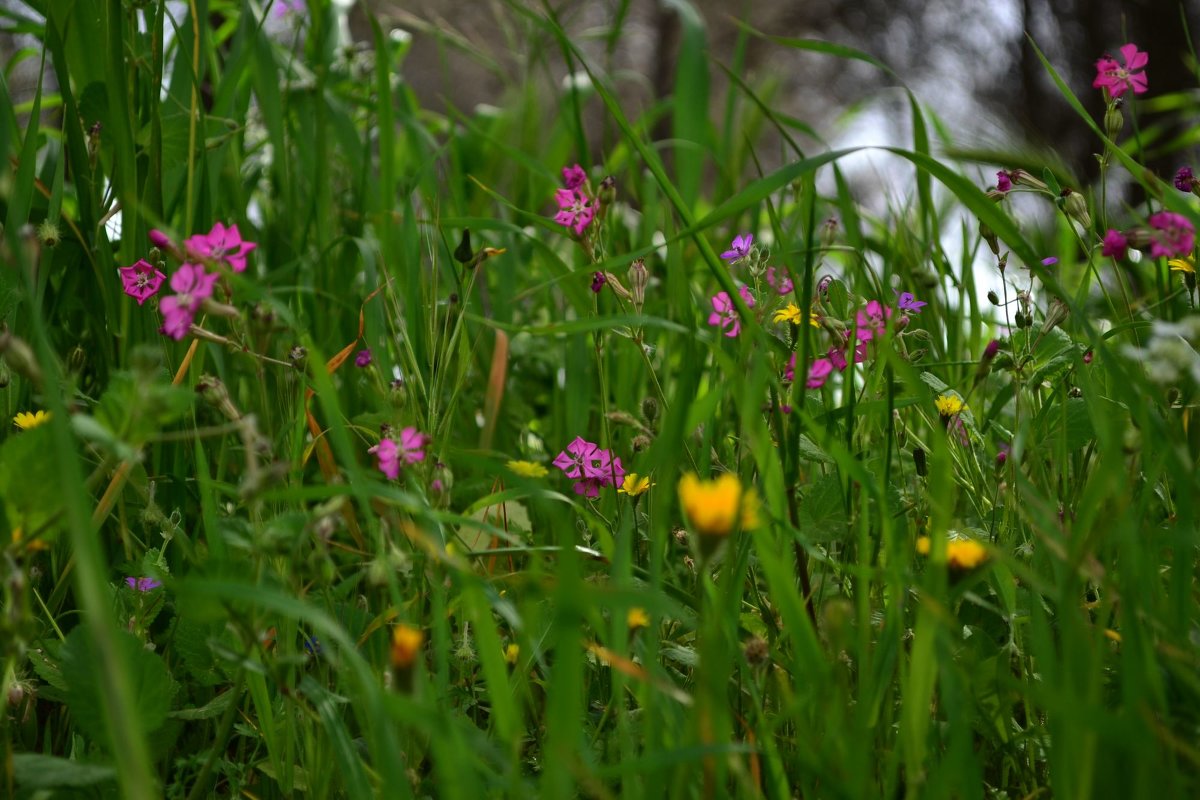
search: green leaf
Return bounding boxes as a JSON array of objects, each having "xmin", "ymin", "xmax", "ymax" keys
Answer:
[
  {"xmin": 13, "ymin": 754, "xmax": 116, "ymax": 789},
  {"xmin": 0, "ymin": 425, "xmax": 66, "ymax": 544},
  {"xmin": 169, "ymin": 688, "xmax": 236, "ymax": 721},
  {"xmin": 798, "ymin": 474, "xmax": 848, "ymax": 541}
]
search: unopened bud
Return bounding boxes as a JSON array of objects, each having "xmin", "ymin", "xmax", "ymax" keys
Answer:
[
  {"xmin": 604, "ymin": 272, "xmax": 632, "ymax": 302},
  {"xmin": 987, "ymin": 290, "xmax": 1000, "ymax": 306},
  {"xmin": 149, "ymin": 229, "xmax": 172, "ymax": 249},
  {"xmin": 1061, "ymin": 189, "xmax": 1091, "ymax": 230},
  {"xmin": 912, "ymin": 446, "xmax": 928, "ymax": 477},
  {"xmin": 1104, "ymin": 104, "xmax": 1124, "ymax": 141},
  {"xmin": 1010, "ymin": 169, "xmax": 1049, "ymax": 192},
  {"xmin": 196, "ymin": 374, "xmax": 241, "ymax": 421},
  {"xmin": 631, "ymin": 433, "xmax": 652, "ymax": 452},
  {"xmin": 979, "ymin": 220, "xmax": 999, "ymax": 256},
  {"xmin": 1041, "ymin": 297, "xmax": 1070, "ymax": 335},
  {"xmin": 627, "ymin": 259, "xmax": 648, "ymax": 309},
  {"xmin": 598, "ymin": 175, "xmax": 616, "ymax": 206},
  {"xmin": 820, "ymin": 218, "xmax": 839, "ymax": 248},
  {"xmin": 453, "ymin": 229, "xmax": 473, "ymax": 264},
  {"xmin": 641, "ymin": 396, "xmax": 658, "ymax": 423},
  {"xmin": 37, "ymin": 221, "xmax": 61, "ymax": 248},
  {"xmin": 0, "ymin": 330, "xmax": 42, "ymax": 388}
]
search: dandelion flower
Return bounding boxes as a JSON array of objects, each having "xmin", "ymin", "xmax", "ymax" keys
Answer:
[
  {"xmin": 13, "ymin": 410, "xmax": 50, "ymax": 430},
  {"xmin": 915, "ymin": 535, "xmax": 989, "ymax": 571},
  {"xmin": 503, "ymin": 643, "xmax": 520, "ymax": 665},
  {"xmin": 618, "ymin": 473, "xmax": 653, "ymax": 496},
  {"xmin": 627, "ymin": 607, "xmax": 650, "ymax": 631},
  {"xmin": 935, "ymin": 393, "xmax": 966, "ymax": 418},
  {"xmin": 678, "ymin": 473, "xmax": 759, "ymax": 539},
  {"xmin": 390, "ymin": 624, "xmax": 424, "ymax": 669}
]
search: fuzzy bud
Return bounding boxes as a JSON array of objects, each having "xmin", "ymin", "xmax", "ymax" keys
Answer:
[
  {"xmin": 641, "ymin": 396, "xmax": 658, "ymax": 424},
  {"xmin": 196, "ymin": 374, "xmax": 241, "ymax": 422},
  {"xmin": 1010, "ymin": 169, "xmax": 1049, "ymax": 192},
  {"xmin": 1061, "ymin": 189, "xmax": 1091, "ymax": 230},
  {"xmin": 37, "ymin": 221, "xmax": 61, "ymax": 248},
  {"xmin": 627, "ymin": 259, "xmax": 648, "ymax": 310},
  {"xmin": 744, "ymin": 636, "xmax": 769, "ymax": 668},
  {"xmin": 1104, "ymin": 104, "xmax": 1124, "ymax": 141},
  {"xmin": 912, "ymin": 446, "xmax": 928, "ymax": 477},
  {"xmin": 631, "ymin": 433, "xmax": 652, "ymax": 452}
]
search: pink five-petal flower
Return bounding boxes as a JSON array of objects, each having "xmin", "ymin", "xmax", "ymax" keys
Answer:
[
  {"xmin": 553, "ymin": 188, "xmax": 594, "ymax": 236},
  {"xmin": 854, "ymin": 299, "xmax": 892, "ymax": 341},
  {"xmin": 707, "ymin": 287, "xmax": 755, "ymax": 338},
  {"xmin": 828, "ymin": 346, "xmax": 848, "ymax": 372},
  {"xmin": 1148, "ymin": 211, "xmax": 1195, "ymax": 259},
  {"xmin": 185, "ymin": 221, "xmax": 257, "ymax": 273},
  {"xmin": 807, "ymin": 358, "xmax": 834, "ymax": 389},
  {"xmin": 1092, "ymin": 43, "xmax": 1149, "ymax": 98},
  {"xmin": 766, "ymin": 266, "xmax": 794, "ymax": 295},
  {"xmin": 397, "ymin": 426, "xmax": 430, "ymax": 465},
  {"xmin": 562, "ymin": 163, "xmax": 587, "ymax": 190},
  {"xmin": 158, "ymin": 263, "xmax": 220, "ymax": 340},
  {"xmin": 119, "ymin": 259, "xmax": 166, "ymax": 305},
  {"xmin": 553, "ymin": 436, "xmax": 598, "ymax": 479},
  {"xmin": 1102, "ymin": 229, "xmax": 1129, "ymax": 260},
  {"xmin": 369, "ymin": 438, "xmax": 401, "ymax": 480},
  {"xmin": 720, "ymin": 233, "xmax": 753, "ymax": 262}
]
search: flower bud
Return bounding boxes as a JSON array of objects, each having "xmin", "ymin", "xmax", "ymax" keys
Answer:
[
  {"xmin": 987, "ymin": 290, "xmax": 1000, "ymax": 306},
  {"xmin": 196, "ymin": 374, "xmax": 241, "ymax": 422},
  {"xmin": 37, "ymin": 221, "xmax": 61, "ymax": 248},
  {"xmin": 149, "ymin": 229, "xmax": 172, "ymax": 249},
  {"xmin": 627, "ymin": 259, "xmax": 648, "ymax": 310},
  {"xmin": 1104, "ymin": 104, "xmax": 1124, "ymax": 141},
  {"xmin": 744, "ymin": 636, "xmax": 769, "ymax": 667},
  {"xmin": 912, "ymin": 446, "xmax": 928, "ymax": 477},
  {"xmin": 1010, "ymin": 169, "xmax": 1049, "ymax": 192},
  {"xmin": 641, "ymin": 396, "xmax": 658, "ymax": 423},
  {"xmin": 979, "ymin": 220, "xmax": 999, "ymax": 256},
  {"xmin": 1061, "ymin": 189, "xmax": 1091, "ymax": 230},
  {"xmin": 820, "ymin": 218, "xmax": 839, "ymax": 248},
  {"xmin": 604, "ymin": 272, "xmax": 632, "ymax": 302}
]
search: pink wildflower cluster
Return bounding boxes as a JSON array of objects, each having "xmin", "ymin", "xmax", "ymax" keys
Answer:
[
  {"xmin": 553, "ymin": 163, "xmax": 594, "ymax": 236},
  {"xmin": 708, "ymin": 286, "xmax": 755, "ymax": 337},
  {"xmin": 553, "ymin": 436, "xmax": 624, "ymax": 497},
  {"xmin": 1102, "ymin": 212, "xmax": 1194, "ymax": 261},
  {"xmin": 119, "ymin": 221, "xmax": 258, "ymax": 341},
  {"xmin": 369, "ymin": 427, "xmax": 430, "ymax": 480}
]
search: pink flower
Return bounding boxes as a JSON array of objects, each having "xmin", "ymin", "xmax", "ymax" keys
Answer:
[
  {"xmin": 707, "ymin": 286, "xmax": 755, "ymax": 338},
  {"xmin": 148, "ymin": 229, "xmax": 173, "ymax": 249},
  {"xmin": 996, "ymin": 171, "xmax": 1012, "ymax": 193},
  {"xmin": 119, "ymin": 259, "xmax": 166, "ymax": 305},
  {"xmin": 553, "ymin": 436, "xmax": 598, "ymax": 479},
  {"xmin": 562, "ymin": 163, "xmax": 587, "ymax": 190},
  {"xmin": 806, "ymin": 358, "xmax": 834, "ymax": 389},
  {"xmin": 720, "ymin": 233, "xmax": 753, "ymax": 262},
  {"xmin": 553, "ymin": 189, "xmax": 594, "ymax": 235},
  {"xmin": 369, "ymin": 438, "xmax": 401, "ymax": 480},
  {"xmin": 552, "ymin": 436, "xmax": 623, "ymax": 496},
  {"xmin": 125, "ymin": 577, "xmax": 162, "ymax": 592},
  {"xmin": 397, "ymin": 427, "xmax": 430, "ymax": 465},
  {"xmin": 828, "ymin": 346, "xmax": 848, "ymax": 372},
  {"xmin": 185, "ymin": 222, "xmax": 257, "ymax": 272},
  {"xmin": 158, "ymin": 263, "xmax": 220, "ymax": 340},
  {"xmin": 355, "ymin": 349, "xmax": 372, "ymax": 367},
  {"xmin": 591, "ymin": 271, "xmax": 607, "ymax": 293},
  {"xmin": 854, "ymin": 299, "xmax": 892, "ymax": 341},
  {"xmin": 1102, "ymin": 229, "xmax": 1128, "ymax": 259},
  {"xmin": 766, "ymin": 266, "xmax": 794, "ymax": 295},
  {"xmin": 1148, "ymin": 211, "xmax": 1195, "ymax": 258},
  {"xmin": 1092, "ymin": 43, "xmax": 1148, "ymax": 98}
]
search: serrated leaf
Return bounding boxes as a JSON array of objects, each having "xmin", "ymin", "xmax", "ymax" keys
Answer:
[
  {"xmin": 660, "ymin": 643, "xmax": 700, "ymax": 668},
  {"xmin": 27, "ymin": 645, "xmax": 67, "ymax": 691},
  {"xmin": 1062, "ymin": 398, "xmax": 1095, "ymax": 452},
  {"xmin": 13, "ymin": 754, "xmax": 116, "ymax": 789},
  {"xmin": 797, "ymin": 435, "xmax": 832, "ymax": 463},
  {"xmin": 920, "ymin": 372, "xmax": 949, "ymax": 393},
  {"xmin": 170, "ymin": 688, "xmax": 236, "ymax": 720},
  {"xmin": 62, "ymin": 627, "xmax": 174, "ymax": 752},
  {"xmin": 826, "ymin": 280, "xmax": 850, "ymax": 318},
  {"xmin": 0, "ymin": 426, "xmax": 66, "ymax": 544},
  {"xmin": 799, "ymin": 474, "xmax": 849, "ymax": 541}
]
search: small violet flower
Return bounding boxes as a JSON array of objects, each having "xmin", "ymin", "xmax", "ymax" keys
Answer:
[
  {"xmin": 1148, "ymin": 211, "xmax": 1195, "ymax": 259},
  {"xmin": 159, "ymin": 262, "xmax": 220, "ymax": 340},
  {"xmin": 355, "ymin": 349, "xmax": 372, "ymax": 368},
  {"xmin": 720, "ymin": 233, "xmax": 753, "ymax": 262},
  {"xmin": 1101, "ymin": 229, "xmax": 1128, "ymax": 260},
  {"xmin": 995, "ymin": 171, "xmax": 1012, "ymax": 193},
  {"xmin": 185, "ymin": 221, "xmax": 257, "ymax": 273},
  {"xmin": 1092, "ymin": 43, "xmax": 1148, "ymax": 98},
  {"xmin": 1042, "ymin": 256, "xmax": 1059, "ymax": 266},
  {"xmin": 1174, "ymin": 166, "xmax": 1194, "ymax": 192},
  {"xmin": 553, "ymin": 188, "xmax": 594, "ymax": 236},
  {"xmin": 707, "ymin": 286, "xmax": 755, "ymax": 338},
  {"xmin": 125, "ymin": 577, "xmax": 162, "ymax": 592},
  {"xmin": 562, "ymin": 163, "xmax": 587, "ymax": 190},
  {"xmin": 894, "ymin": 290, "xmax": 927, "ymax": 314},
  {"xmin": 119, "ymin": 259, "xmax": 166, "ymax": 305}
]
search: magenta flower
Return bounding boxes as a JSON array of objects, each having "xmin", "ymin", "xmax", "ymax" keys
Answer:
[
  {"xmin": 1041, "ymin": 256, "xmax": 1059, "ymax": 266},
  {"xmin": 185, "ymin": 221, "xmax": 257, "ymax": 273},
  {"xmin": 369, "ymin": 438, "xmax": 401, "ymax": 480},
  {"xmin": 766, "ymin": 266, "xmax": 794, "ymax": 295},
  {"xmin": 562, "ymin": 163, "xmax": 587, "ymax": 190},
  {"xmin": 396, "ymin": 427, "xmax": 430, "ymax": 465},
  {"xmin": 1148, "ymin": 211, "xmax": 1195, "ymax": 258},
  {"xmin": 1092, "ymin": 43, "xmax": 1148, "ymax": 98},
  {"xmin": 148, "ymin": 229, "xmax": 173, "ymax": 249},
  {"xmin": 995, "ymin": 171, "xmax": 1012, "ymax": 193},
  {"xmin": 591, "ymin": 271, "xmax": 607, "ymax": 293},
  {"xmin": 854, "ymin": 299, "xmax": 892, "ymax": 341},
  {"xmin": 355, "ymin": 349, "xmax": 372, "ymax": 367},
  {"xmin": 707, "ymin": 286, "xmax": 755, "ymax": 338},
  {"xmin": 273, "ymin": 0, "xmax": 304, "ymax": 18},
  {"xmin": 720, "ymin": 233, "xmax": 753, "ymax": 262},
  {"xmin": 118, "ymin": 259, "xmax": 166, "ymax": 305},
  {"xmin": 159, "ymin": 263, "xmax": 220, "ymax": 340},
  {"xmin": 553, "ymin": 436, "xmax": 598, "ymax": 479},
  {"xmin": 1102, "ymin": 229, "xmax": 1128, "ymax": 260},
  {"xmin": 828, "ymin": 346, "xmax": 848, "ymax": 372},
  {"xmin": 125, "ymin": 577, "xmax": 162, "ymax": 592},
  {"xmin": 983, "ymin": 339, "xmax": 1000, "ymax": 360},
  {"xmin": 894, "ymin": 290, "xmax": 927, "ymax": 314},
  {"xmin": 553, "ymin": 189, "xmax": 594, "ymax": 236},
  {"xmin": 552, "ymin": 436, "xmax": 623, "ymax": 496},
  {"xmin": 807, "ymin": 358, "xmax": 834, "ymax": 389},
  {"xmin": 1174, "ymin": 166, "xmax": 1194, "ymax": 192}
]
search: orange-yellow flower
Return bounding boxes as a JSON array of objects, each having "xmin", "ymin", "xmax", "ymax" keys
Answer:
[
  {"xmin": 678, "ymin": 473, "xmax": 760, "ymax": 538},
  {"xmin": 627, "ymin": 607, "xmax": 650, "ymax": 631},
  {"xmin": 915, "ymin": 535, "xmax": 988, "ymax": 570},
  {"xmin": 13, "ymin": 410, "xmax": 50, "ymax": 430},
  {"xmin": 619, "ymin": 473, "xmax": 654, "ymax": 496},
  {"xmin": 390, "ymin": 624, "xmax": 424, "ymax": 669}
]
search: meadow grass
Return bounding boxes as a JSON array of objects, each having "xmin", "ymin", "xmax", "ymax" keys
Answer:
[{"xmin": 1, "ymin": 2, "xmax": 1199, "ymax": 798}]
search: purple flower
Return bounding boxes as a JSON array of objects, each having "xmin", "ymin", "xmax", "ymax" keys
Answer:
[
  {"xmin": 125, "ymin": 577, "xmax": 162, "ymax": 592},
  {"xmin": 591, "ymin": 271, "xmax": 607, "ymax": 293},
  {"xmin": 1174, "ymin": 166, "xmax": 1194, "ymax": 192},
  {"xmin": 119, "ymin": 259, "xmax": 166, "ymax": 306},
  {"xmin": 562, "ymin": 163, "xmax": 587, "ymax": 190},
  {"xmin": 828, "ymin": 346, "xmax": 848, "ymax": 372},
  {"xmin": 1101, "ymin": 229, "xmax": 1128, "ymax": 260},
  {"xmin": 553, "ymin": 189, "xmax": 594, "ymax": 236},
  {"xmin": 396, "ymin": 427, "xmax": 430, "ymax": 465},
  {"xmin": 983, "ymin": 339, "xmax": 1000, "ymax": 360},
  {"xmin": 355, "ymin": 349, "xmax": 372, "ymax": 367},
  {"xmin": 159, "ymin": 263, "xmax": 220, "ymax": 340},
  {"xmin": 996, "ymin": 171, "xmax": 1012, "ymax": 193},
  {"xmin": 552, "ymin": 436, "xmax": 599, "ymax": 479},
  {"xmin": 806, "ymin": 358, "xmax": 834, "ymax": 389},
  {"xmin": 707, "ymin": 286, "xmax": 755, "ymax": 338},
  {"xmin": 995, "ymin": 442, "xmax": 1010, "ymax": 467},
  {"xmin": 766, "ymin": 266, "xmax": 794, "ymax": 295},
  {"xmin": 369, "ymin": 439, "xmax": 401, "ymax": 480},
  {"xmin": 1148, "ymin": 211, "xmax": 1195, "ymax": 258},
  {"xmin": 1041, "ymin": 256, "xmax": 1059, "ymax": 266},
  {"xmin": 894, "ymin": 290, "xmax": 927, "ymax": 314},
  {"xmin": 720, "ymin": 233, "xmax": 753, "ymax": 262},
  {"xmin": 185, "ymin": 221, "xmax": 257, "ymax": 273}
]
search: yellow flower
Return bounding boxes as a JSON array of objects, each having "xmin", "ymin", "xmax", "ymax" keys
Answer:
[
  {"xmin": 915, "ymin": 535, "xmax": 988, "ymax": 571},
  {"xmin": 506, "ymin": 460, "xmax": 548, "ymax": 478},
  {"xmin": 934, "ymin": 393, "xmax": 966, "ymax": 418},
  {"xmin": 390, "ymin": 624, "xmax": 425, "ymax": 669},
  {"xmin": 13, "ymin": 410, "xmax": 50, "ymax": 430},
  {"xmin": 618, "ymin": 472, "xmax": 654, "ymax": 496},
  {"xmin": 503, "ymin": 643, "xmax": 520, "ymax": 665},
  {"xmin": 772, "ymin": 303, "xmax": 820, "ymax": 327},
  {"xmin": 627, "ymin": 607, "xmax": 650, "ymax": 631},
  {"xmin": 1167, "ymin": 258, "xmax": 1195, "ymax": 274},
  {"xmin": 678, "ymin": 473, "xmax": 760, "ymax": 538}
]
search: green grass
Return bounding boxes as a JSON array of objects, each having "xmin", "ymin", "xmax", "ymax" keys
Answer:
[{"xmin": 2, "ymin": 2, "xmax": 1199, "ymax": 798}]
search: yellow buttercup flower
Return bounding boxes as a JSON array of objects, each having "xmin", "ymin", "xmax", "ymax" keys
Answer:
[
  {"xmin": 1167, "ymin": 258, "xmax": 1195, "ymax": 274},
  {"xmin": 618, "ymin": 472, "xmax": 654, "ymax": 496},
  {"xmin": 934, "ymin": 393, "xmax": 966, "ymax": 418},
  {"xmin": 390, "ymin": 624, "xmax": 425, "ymax": 669},
  {"xmin": 506, "ymin": 460, "xmax": 548, "ymax": 478},
  {"xmin": 678, "ymin": 473, "xmax": 760, "ymax": 538},
  {"xmin": 13, "ymin": 410, "xmax": 50, "ymax": 430},
  {"xmin": 627, "ymin": 607, "xmax": 650, "ymax": 631},
  {"xmin": 503, "ymin": 643, "xmax": 520, "ymax": 665},
  {"xmin": 915, "ymin": 535, "xmax": 988, "ymax": 571},
  {"xmin": 772, "ymin": 303, "xmax": 820, "ymax": 327}
]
